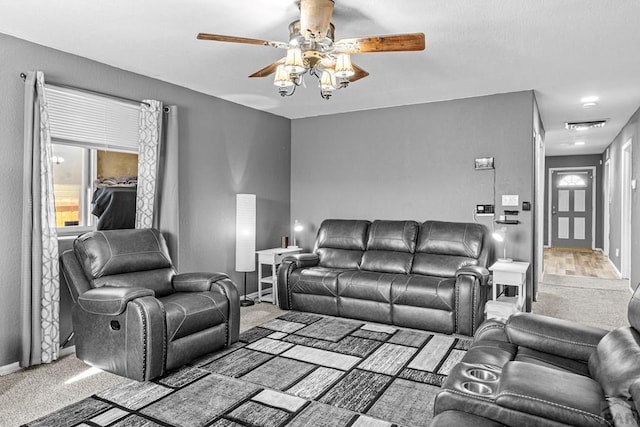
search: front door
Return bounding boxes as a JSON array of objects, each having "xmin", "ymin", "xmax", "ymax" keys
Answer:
[{"xmin": 551, "ymin": 169, "xmax": 593, "ymax": 248}]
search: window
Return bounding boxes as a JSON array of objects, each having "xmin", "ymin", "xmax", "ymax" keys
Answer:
[
  {"xmin": 558, "ymin": 174, "xmax": 587, "ymax": 187},
  {"xmin": 45, "ymin": 85, "xmax": 140, "ymax": 232}
]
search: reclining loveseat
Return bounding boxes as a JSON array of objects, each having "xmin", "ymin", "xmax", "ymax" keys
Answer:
[
  {"xmin": 432, "ymin": 286, "xmax": 640, "ymax": 426},
  {"xmin": 277, "ymin": 219, "xmax": 494, "ymax": 336}
]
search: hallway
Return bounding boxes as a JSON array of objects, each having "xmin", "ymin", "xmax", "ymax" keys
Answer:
[{"xmin": 543, "ymin": 247, "xmax": 619, "ymax": 279}]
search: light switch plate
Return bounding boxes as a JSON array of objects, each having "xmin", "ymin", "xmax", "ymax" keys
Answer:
[{"xmin": 502, "ymin": 195, "xmax": 519, "ymax": 206}]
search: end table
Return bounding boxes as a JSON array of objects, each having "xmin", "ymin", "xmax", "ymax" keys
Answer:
[
  {"xmin": 486, "ymin": 260, "xmax": 530, "ymax": 320},
  {"xmin": 256, "ymin": 247, "xmax": 303, "ymax": 305}
]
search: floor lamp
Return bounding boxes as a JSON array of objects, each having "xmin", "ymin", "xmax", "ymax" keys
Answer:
[{"xmin": 236, "ymin": 194, "xmax": 256, "ymax": 307}]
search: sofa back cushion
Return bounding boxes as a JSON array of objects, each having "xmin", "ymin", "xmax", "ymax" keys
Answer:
[
  {"xmin": 74, "ymin": 228, "xmax": 176, "ymax": 297},
  {"xmin": 315, "ymin": 220, "xmax": 370, "ymax": 269},
  {"xmin": 411, "ymin": 221, "xmax": 485, "ymax": 277},
  {"xmin": 361, "ymin": 220, "xmax": 419, "ymax": 274}
]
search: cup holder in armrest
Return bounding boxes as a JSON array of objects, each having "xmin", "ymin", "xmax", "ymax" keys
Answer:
[
  {"xmin": 461, "ymin": 381, "xmax": 493, "ymax": 396},
  {"xmin": 466, "ymin": 368, "xmax": 498, "ymax": 382}
]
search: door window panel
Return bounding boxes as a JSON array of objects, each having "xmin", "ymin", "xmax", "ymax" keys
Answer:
[
  {"xmin": 558, "ymin": 217, "xmax": 569, "ymax": 239},
  {"xmin": 574, "ymin": 218, "xmax": 586, "ymax": 240},
  {"xmin": 574, "ymin": 189, "xmax": 586, "ymax": 212},
  {"xmin": 558, "ymin": 190, "xmax": 570, "ymax": 212}
]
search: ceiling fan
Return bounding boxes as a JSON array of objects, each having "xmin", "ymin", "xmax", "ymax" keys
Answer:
[{"xmin": 197, "ymin": 0, "xmax": 426, "ymax": 99}]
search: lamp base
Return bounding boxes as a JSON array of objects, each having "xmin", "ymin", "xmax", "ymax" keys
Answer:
[
  {"xmin": 497, "ymin": 257, "xmax": 513, "ymax": 263},
  {"xmin": 240, "ymin": 298, "xmax": 255, "ymax": 307}
]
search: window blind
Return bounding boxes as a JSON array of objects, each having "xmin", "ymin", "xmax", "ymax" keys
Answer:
[{"xmin": 44, "ymin": 85, "xmax": 140, "ymax": 152}]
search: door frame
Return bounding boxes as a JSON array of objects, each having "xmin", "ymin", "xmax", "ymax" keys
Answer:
[
  {"xmin": 547, "ymin": 166, "xmax": 597, "ymax": 249},
  {"xmin": 621, "ymin": 139, "xmax": 632, "ymax": 278},
  {"xmin": 603, "ymin": 158, "xmax": 611, "ymax": 256}
]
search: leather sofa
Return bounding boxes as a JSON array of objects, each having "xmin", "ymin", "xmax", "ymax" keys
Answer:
[
  {"xmin": 60, "ymin": 228, "xmax": 240, "ymax": 381},
  {"xmin": 432, "ymin": 286, "xmax": 640, "ymax": 426},
  {"xmin": 277, "ymin": 219, "xmax": 494, "ymax": 336}
]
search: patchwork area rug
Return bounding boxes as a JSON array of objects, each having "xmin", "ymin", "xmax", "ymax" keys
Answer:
[{"xmin": 25, "ymin": 312, "xmax": 472, "ymax": 427}]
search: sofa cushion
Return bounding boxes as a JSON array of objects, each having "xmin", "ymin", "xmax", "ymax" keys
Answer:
[
  {"xmin": 337, "ymin": 270, "xmax": 393, "ymax": 324},
  {"xmin": 391, "ymin": 275, "xmax": 455, "ymax": 311},
  {"xmin": 289, "ymin": 267, "xmax": 343, "ymax": 297},
  {"xmin": 360, "ymin": 220, "xmax": 418, "ymax": 274},
  {"xmin": 74, "ymin": 228, "xmax": 174, "ymax": 279},
  {"xmin": 316, "ymin": 248, "xmax": 364, "ymax": 270},
  {"xmin": 366, "ymin": 220, "xmax": 419, "ymax": 252},
  {"xmin": 361, "ymin": 251, "xmax": 414, "ymax": 274},
  {"xmin": 337, "ymin": 270, "xmax": 393, "ymax": 303},
  {"xmin": 315, "ymin": 220, "xmax": 370, "ymax": 269},
  {"xmin": 92, "ymin": 268, "xmax": 176, "ymax": 298},
  {"xmin": 411, "ymin": 253, "xmax": 478, "ymax": 278},
  {"xmin": 416, "ymin": 221, "xmax": 485, "ymax": 258},
  {"xmin": 161, "ymin": 291, "xmax": 228, "ymax": 341}
]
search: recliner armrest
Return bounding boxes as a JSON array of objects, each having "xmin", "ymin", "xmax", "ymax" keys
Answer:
[
  {"xmin": 456, "ymin": 265, "xmax": 490, "ymax": 285},
  {"xmin": 172, "ymin": 272, "xmax": 230, "ymax": 292},
  {"xmin": 506, "ymin": 312, "xmax": 608, "ymax": 362},
  {"xmin": 496, "ymin": 361, "xmax": 608, "ymax": 426},
  {"xmin": 283, "ymin": 253, "xmax": 320, "ymax": 269},
  {"xmin": 77, "ymin": 287, "xmax": 154, "ymax": 315}
]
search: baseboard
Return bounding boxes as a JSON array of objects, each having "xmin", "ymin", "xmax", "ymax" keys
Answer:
[
  {"xmin": 607, "ymin": 257, "xmax": 623, "ymax": 279},
  {"xmin": 0, "ymin": 346, "xmax": 76, "ymax": 377},
  {"xmin": 0, "ymin": 362, "xmax": 21, "ymax": 376}
]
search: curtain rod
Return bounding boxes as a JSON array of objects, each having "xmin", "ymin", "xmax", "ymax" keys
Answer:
[{"xmin": 19, "ymin": 72, "xmax": 161, "ymax": 109}]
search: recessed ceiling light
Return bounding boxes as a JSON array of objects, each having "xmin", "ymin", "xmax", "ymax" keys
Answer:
[
  {"xmin": 582, "ymin": 102, "xmax": 597, "ymax": 108},
  {"xmin": 581, "ymin": 95, "xmax": 599, "ymax": 103},
  {"xmin": 574, "ymin": 141, "xmax": 586, "ymax": 145},
  {"xmin": 565, "ymin": 120, "xmax": 607, "ymax": 130}
]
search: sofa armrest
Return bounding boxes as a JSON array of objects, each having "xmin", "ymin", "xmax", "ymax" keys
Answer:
[
  {"xmin": 505, "ymin": 312, "xmax": 608, "ymax": 362},
  {"xmin": 456, "ymin": 265, "xmax": 490, "ymax": 285},
  {"xmin": 172, "ymin": 272, "xmax": 230, "ymax": 292},
  {"xmin": 286, "ymin": 253, "xmax": 320, "ymax": 268},
  {"xmin": 454, "ymin": 266, "xmax": 491, "ymax": 336},
  {"xmin": 496, "ymin": 361, "xmax": 608, "ymax": 427},
  {"xmin": 277, "ymin": 253, "xmax": 320, "ymax": 309},
  {"xmin": 77, "ymin": 287, "xmax": 154, "ymax": 315}
]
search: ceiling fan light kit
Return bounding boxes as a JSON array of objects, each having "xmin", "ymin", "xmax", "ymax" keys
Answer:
[{"xmin": 197, "ymin": 0, "xmax": 425, "ymax": 100}]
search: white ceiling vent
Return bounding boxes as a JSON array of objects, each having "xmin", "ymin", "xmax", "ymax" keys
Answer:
[{"xmin": 564, "ymin": 120, "xmax": 608, "ymax": 130}]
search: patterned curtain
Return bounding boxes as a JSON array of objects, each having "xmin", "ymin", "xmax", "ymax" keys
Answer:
[
  {"xmin": 135, "ymin": 100, "xmax": 164, "ymax": 228},
  {"xmin": 20, "ymin": 71, "xmax": 60, "ymax": 366}
]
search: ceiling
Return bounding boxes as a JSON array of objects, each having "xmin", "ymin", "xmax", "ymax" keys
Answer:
[{"xmin": 2, "ymin": 0, "xmax": 640, "ymax": 156}]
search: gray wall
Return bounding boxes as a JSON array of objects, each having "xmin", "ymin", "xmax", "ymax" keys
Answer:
[
  {"xmin": 291, "ymin": 91, "xmax": 536, "ymax": 307},
  {"xmin": 603, "ymin": 104, "xmax": 640, "ymax": 289},
  {"xmin": 544, "ymin": 155, "xmax": 604, "ymax": 248},
  {"xmin": 0, "ymin": 33, "xmax": 291, "ymax": 367}
]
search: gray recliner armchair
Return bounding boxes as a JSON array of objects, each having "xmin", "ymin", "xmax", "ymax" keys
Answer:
[{"xmin": 60, "ymin": 228, "xmax": 240, "ymax": 381}]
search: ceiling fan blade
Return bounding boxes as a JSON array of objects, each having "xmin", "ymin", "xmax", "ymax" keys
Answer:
[
  {"xmin": 349, "ymin": 63, "xmax": 369, "ymax": 83},
  {"xmin": 248, "ymin": 58, "xmax": 285, "ymax": 78},
  {"xmin": 336, "ymin": 33, "xmax": 426, "ymax": 53},
  {"xmin": 299, "ymin": 0, "xmax": 335, "ymax": 40},
  {"xmin": 197, "ymin": 33, "xmax": 288, "ymax": 49}
]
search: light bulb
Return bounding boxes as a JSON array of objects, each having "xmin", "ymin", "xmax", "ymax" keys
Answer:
[
  {"xmin": 274, "ymin": 65, "xmax": 294, "ymax": 88},
  {"xmin": 319, "ymin": 70, "xmax": 336, "ymax": 91},
  {"xmin": 284, "ymin": 47, "xmax": 305, "ymax": 75},
  {"xmin": 334, "ymin": 54, "xmax": 355, "ymax": 78}
]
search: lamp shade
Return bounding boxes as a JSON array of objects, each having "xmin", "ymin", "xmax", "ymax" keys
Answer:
[{"xmin": 235, "ymin": 194, "xmax": 256, "ymax": 272}]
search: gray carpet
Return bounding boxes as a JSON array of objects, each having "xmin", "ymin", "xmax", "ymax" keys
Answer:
[
  {"xmin": 24, "ymin": 312, "xmax": 472, "ymax": 427},
  {"xmin": 533, "ymin": 273, "xmax": 631, "ymax": 330}
]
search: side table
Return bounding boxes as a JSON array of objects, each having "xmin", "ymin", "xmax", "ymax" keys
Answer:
[
  {"xmin": 486, "ymin": 260, "xmax": 530, "ymax": 320},
  {"xmin": 256, "ymin": 247, "xmax": 303, "ymax": 305}
]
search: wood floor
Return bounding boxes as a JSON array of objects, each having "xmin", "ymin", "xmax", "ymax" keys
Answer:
[{"xmin": 543, "ymin": 247, "xmax": 620, "ymax": 279}]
